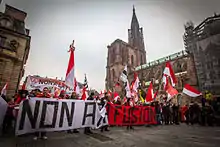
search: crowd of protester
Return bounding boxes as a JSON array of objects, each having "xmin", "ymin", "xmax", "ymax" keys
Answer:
[{"xmin": 1, "ymin": 87, "xmax": 220, "ymax": 140}]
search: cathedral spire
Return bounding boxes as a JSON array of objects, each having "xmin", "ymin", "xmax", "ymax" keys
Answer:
[{"xmin": 131, "ymin": 5, "xmax": 139, "ymax": 28}]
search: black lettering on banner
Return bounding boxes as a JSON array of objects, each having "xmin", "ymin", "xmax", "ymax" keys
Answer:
[
  {"xmin": 122, "ymin": 107, "xmax": 130, "ymax": 124},
  {"xmin": 97, "ymin": 104, "xmax": 108, "ymax": 127},
  {"xmin": 39, "ymin": 101, "xmax": 59, "ymax": 128},
  {"xmin": 114, "ymin": 105, "xmax": 121, "ymax": 123},
  {"xmin": 59, "ymin": 102, "xmax": 75, "ymax": 127},
  {"xmin": 143, "ymin": 107, "xmax": 152, "ymax": 123},
  {"xmin": 19, "ymin": 100, "xmax": 40, "ymax": 130},
  {"xmin": 130, "ymin": 107, "xmax": 138, "ymax": 124},
  {"xmin": 82, "ymin": 102, "xmax": 96, "ymax": 125}
]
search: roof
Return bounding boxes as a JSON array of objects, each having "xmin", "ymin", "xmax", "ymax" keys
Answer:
[{"xmin": 109, "ymin": 39, "xmax": 133, "ymax": 48}]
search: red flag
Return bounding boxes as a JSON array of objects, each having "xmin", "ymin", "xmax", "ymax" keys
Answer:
[
  {"xmin": 145, "ymin": 82, "xmax": 154, "ymax": 102},
  {"xmin": 22, "ymin": 83, "xmax": 26, "ymax": 90},
  {"xmin": 166, "ymin": 83, "xmax": 178, "ymax": 101},
  {"xmin": 113, "ymin": 92, "xmax": 120, "ymax": 101},
  {"xmin": 65, "ymin": 40, "xmax": 75, "ymax": 88},
  {"xmin": 81, "ymin": 87, "xmax": 87, "ymax": 100}
]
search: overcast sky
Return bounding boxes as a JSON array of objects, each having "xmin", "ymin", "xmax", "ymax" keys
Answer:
[{"xmin": 1, "ymin": 0, "xmax": 220, "ymax": 91}]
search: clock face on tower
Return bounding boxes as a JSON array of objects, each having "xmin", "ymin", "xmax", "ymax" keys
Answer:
[{"xmin": 0, "ymin": 18, "xmax": 12, "ymax": 28}]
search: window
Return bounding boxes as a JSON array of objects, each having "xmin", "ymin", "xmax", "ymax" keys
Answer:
[
  {"xmin": 131, "ymin": 55, "xmax": 134, "ymax": 66},
  {"xmin": 0, "ymin": 35, "xmax": 6, "ymax": 46}
]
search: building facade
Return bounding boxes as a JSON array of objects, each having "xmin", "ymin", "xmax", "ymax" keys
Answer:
[
  {"xmin": 105, "ymin": 7, "xmax": 146, "ymax": 92},
  {"xmin": 0, "ymin": 5, "xmax": 31, "ymax": 97},
  {"xmin": 183, "ymin": 14, "xmax": 220, "ymax": 96}
]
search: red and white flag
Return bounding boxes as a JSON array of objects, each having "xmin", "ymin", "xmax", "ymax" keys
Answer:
[
  {"xmin": 65, "ymin": 40, "xmax": 75, "ymax": 88},
  {"xmin": 1, "ymin": 83, "xmax": 8, "ymax": 96},
  {"xmin": 125, "ymin": 79, "xmax": 132, "ymax": 98},
  {"xmin": 113, "ymin": 92, "xmax": 120, "ymax": 101},
  {"xmin": 81, "ymin": 87, "xmax": 88, "ymax": 100},
  {"xmin": 183, "ymin": 84, "xmax": 202, "ymax": 97},
  {"xmin": 74, "ymin": 78, "xmax": 81, "ymax": 95},
  {"xmin": 163, "ymin": 62, "xmax": 177, "ymax": 87},
  {"xmin": 99, "ymin": 90, "xmax": 105, "ymax": 98},
  {"xmin": 145, "ymin": 82, "xmax": 154, "ymax": 102},
  {"xmin": 132, "ymin": 72, "xmax": 140, "ymax": 93},
  {"xmin": 166, "ymin": 83, "xmax": 178, "ymax": 102}
]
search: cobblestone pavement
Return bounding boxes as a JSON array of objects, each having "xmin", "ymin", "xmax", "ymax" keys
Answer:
[{"xmin": 0, "ymin": 124, "xmax": 220, "ymax": 147}]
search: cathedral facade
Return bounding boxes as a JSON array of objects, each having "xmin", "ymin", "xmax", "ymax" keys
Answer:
[
  {"xmin": 0, "ymin": 5, "xmax": 31, "ymax": 97},
  {"xmin": 105, "ymin": 7, "xmax": 146, "ymax": 92}
]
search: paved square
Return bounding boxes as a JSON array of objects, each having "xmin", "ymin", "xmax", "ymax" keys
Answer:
[{"xmin": 1, "ymin": 125, "xmax": 220, "ymax": 147}]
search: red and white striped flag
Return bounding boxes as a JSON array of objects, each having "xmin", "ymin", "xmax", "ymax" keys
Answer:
[
  {"xmin": 183, "ymin": 84, "xmax": 202, "ymax": 97},
  {"xmin": 163, "ymin": 62, "xmax": 177, "ymax": 87},
  {"xmin": 65, "ymin": 40, "xmax": 75, "ymax": 88},
  {"xmin": 1, "ymin": 83, "xmax": 8, "ymax": 96}
]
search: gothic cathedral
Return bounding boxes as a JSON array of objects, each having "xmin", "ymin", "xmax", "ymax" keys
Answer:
[{"xmin": 105, "ymin": 7, "xmax": 146, "ymax": 91}]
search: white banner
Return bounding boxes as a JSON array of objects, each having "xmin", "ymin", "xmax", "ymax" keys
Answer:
[
  {"xmin": 25, "ymin": 75, "xmax": 73, "ymax": 93},
  {"xmin": 0, "ymin": 96, "xmax": 8, "ymax": 129},
  {"xmin": 15, "ymin": 98, "xmax": 108, "ymax": 135}
]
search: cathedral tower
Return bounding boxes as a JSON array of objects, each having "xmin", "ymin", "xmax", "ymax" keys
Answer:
[
  {"xmin": 128, "ymin": 6, "xmax": 146, "ymax": 65},
  {"xmin": 105, "ymin": 7, "xmax": 146, "ymax": 91}
]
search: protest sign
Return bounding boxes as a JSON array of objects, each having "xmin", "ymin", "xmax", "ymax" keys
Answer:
[{"xmin": 16, "ymin": 98, "xmax": 107, "ymax": 135}]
